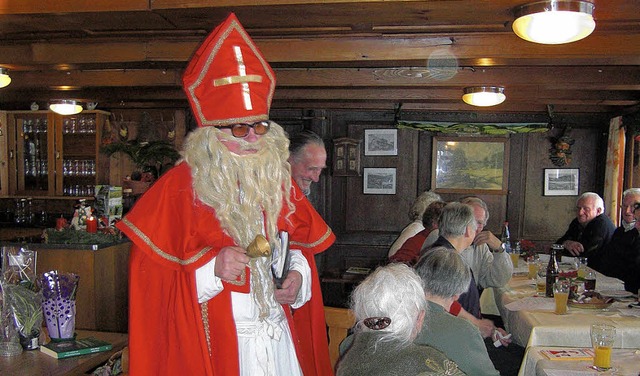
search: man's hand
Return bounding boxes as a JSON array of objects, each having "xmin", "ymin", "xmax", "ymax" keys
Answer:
[
  {"xmin": 562, "ymin": 240, "xmax": 584, "ymax": 256},
  {"xmin": 214, "ymin": 246, "xmax": 250, "ymax": 281},
  {"xmin": 473, "ymin": 317, "xmax": 497, "ymax": 338},
  {"xmin": 474, "ymin": 230, "xmax": 502, "ymax": 251},
  {"xmin": 274, "ymin": 271, "xmax": 302, "ymax": 305},
  {"xmin": 492, "ymin": 327, "xmax": 512, "ymax": 347}
]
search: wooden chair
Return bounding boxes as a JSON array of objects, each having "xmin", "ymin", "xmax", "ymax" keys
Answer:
[{"xmin": 324, "ymin": 306, "xmax": 355, "ymax": 369}]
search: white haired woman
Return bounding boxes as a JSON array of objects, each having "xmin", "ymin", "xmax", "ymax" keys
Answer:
[{"xmin": 336, "ymin": 263, "xmax": 465, "ymax": 375}]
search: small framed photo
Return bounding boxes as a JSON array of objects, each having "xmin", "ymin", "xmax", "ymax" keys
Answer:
[
  {"xmin": 544, "ymin": 168, "xmax": 579, "ymax": 196},
  {"xmin": 364, "ymin": 129, "xmax": 397, "ymax": 156},
  {"xmin": 363, "ymin": 168, "xmax": 396, "ymax": 194}
]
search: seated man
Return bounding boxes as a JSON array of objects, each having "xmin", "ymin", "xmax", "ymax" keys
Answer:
[
  {"xmin": 388, "ymin": 200, "xmax": 446, "ymax": 265},
  {"xmin": 422, "ymin": 202, "xmax": 481, "ymax": 318},
  {"xmin": 557, "ymin": 192, "xmax": 615, "ymax": 263},
  {"xmin": 592, "ymin": 188, "xmax": 640, "ymax": 292},
  {"xmin": 419, "ymin": 197, "xmax": 513, "ymax": 337},
  {"xmin": 459, "ymin": 196, "xmax": 514, "ymax": 293},
  {"xmin": 414, "ymin": 247, "xmax": 499, "ymax": 376}
]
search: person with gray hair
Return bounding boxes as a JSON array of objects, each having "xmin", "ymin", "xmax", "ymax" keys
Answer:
[
  {"xmin": 423, "ymin": 202, "xmax": 480, "ymax": 317},
  {"xmin": 414, "ymin": 247, "xmax": 499, "ymax": 376},
  {"xmin": 288, "ymin": 130, "xmax": 326, "ymax": 196},
  {"xmin": 336, "ymin": 263, "xmax": 464, "ymax": 376},
  {"xmin": 388, "ymin": 190, "xmax": 442, "ymax": 257},
  {"xmin": 590, "ymin": 188, "xmax": 640, "ymax": 292},
  {"xmin": 556, "ymin": 191, "xmax": 615, "ymax": 261}
]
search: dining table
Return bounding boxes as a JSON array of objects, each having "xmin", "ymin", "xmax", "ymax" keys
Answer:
[
  {"xmin": 520, "ymin": 346, "xmax": 640, "ymax": 375},
  {"xmin": 479, "ymin": 261, "xmax": 640, "ymax": 375},
  {"xmin": 484, "ymin": 263, "xmax": 640, "ymax": 349}
]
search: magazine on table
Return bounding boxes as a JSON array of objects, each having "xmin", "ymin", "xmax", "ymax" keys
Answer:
[{"xmin": 540, "ymin": 348, "xmax": 594, "ymax": 361}]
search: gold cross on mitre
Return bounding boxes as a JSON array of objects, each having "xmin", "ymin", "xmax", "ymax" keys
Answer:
[{"xmin": 212, "ymin": 45, "xmax": 263, "ymax": 111}]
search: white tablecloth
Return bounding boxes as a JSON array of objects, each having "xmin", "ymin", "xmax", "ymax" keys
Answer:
[
  {"xmin": 485, "ymin": 269, "xmax": 640, "ymax": 348},
  {"xmin": 520, "ymin": 346, "xmax": 640, "ymax": 376}
]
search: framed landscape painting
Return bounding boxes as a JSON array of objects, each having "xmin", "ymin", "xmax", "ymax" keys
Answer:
[
  {"xmin": 364, "ymin": 129, "xmax": 398, "ymax": 156},
  {"xmin": 544, "ymin": 168, "xmax": 579, "ymax": 196},
  {"xmin": 432, "ymin": 136, "xmax": 508, "ymax": 194},
  {"xmin": 363, "ymin": 168, "xmax": 396, "ymax": 194}
]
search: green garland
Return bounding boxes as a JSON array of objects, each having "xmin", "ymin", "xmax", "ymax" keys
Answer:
[
  {"xmin": 397, "ymin": 121, "xmax": 549, "ymax": 134},
  {"xmin": 44, "ymin": 228, "xmax": 121, "ymax": 245}
]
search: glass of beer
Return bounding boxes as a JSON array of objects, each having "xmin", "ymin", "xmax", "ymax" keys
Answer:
[
  {"xmin": 553, "ymin": 281, "xmax": 570, "ymax": 314},
  {"xmin": 536, "ymin": 269, "xmax": 547, "ymax": 296},
  {"xmin": 590, "ymin": 324, "xmax": 616, "ymax": 371},
  {"xmin": 577, "ymin": 257, "xmax": 588, "ymax": 278},
  {"xmin": 527, "ymin": 255, "xmax": 540, "ymax": 279}
]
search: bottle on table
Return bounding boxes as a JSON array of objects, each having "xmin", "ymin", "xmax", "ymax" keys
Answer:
[
  {"xmin": 546, "ymin": 244, "xmax": 561, "ymax": 297},
  {"xmin": 501, "ymin": 221, "xmax": 512, "ymax": 253},
  {"xmin": 584, "ymin": 270, "xmax": 597, "ymax": 291}
]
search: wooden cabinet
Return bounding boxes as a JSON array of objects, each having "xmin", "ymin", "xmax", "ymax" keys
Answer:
[
  {"xmin": 4, "ymin": 110, "xmax": 110, "ymax": 198},
  {"xmin": 35, "ymin": 241, "xmax": 130, "ymax": 333}
]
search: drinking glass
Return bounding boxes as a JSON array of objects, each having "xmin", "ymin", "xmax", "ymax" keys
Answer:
[
  {"xmin": 509, "ymin": 250, "xmax": 520, "ymax": 268},
  {"xmin": 553, "ymin": 280, "xmax": 570, "ymax": 314},
  {"xmin": 590, "ymin": 324, "xmax": 616, "ymax": 371},
  {"xmin": 536, "ymin": 268, "xmax": 547, "ymax": 296},
  {"xmin": 527, "ymin": 255, "xmax": 540, "ymax": 279},
  {"xmin": 577, "ymin": 257, "xmax": 588, "ymax": 278}
]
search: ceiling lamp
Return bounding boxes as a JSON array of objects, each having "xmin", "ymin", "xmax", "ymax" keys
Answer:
[
  {"xmin": 462, "ymin": 86, "xmax": 506, "ymax": 107},
  {"xmin": 0, "ymin": 68, "xmax": 10, "ymax": 88},
  {"xmin": 512, "ymin": 1, "xmax": 596, "ymax": 44},
  {"xmin": 49, "ymin": 100, "xmax": 83, "ymax": 115}
]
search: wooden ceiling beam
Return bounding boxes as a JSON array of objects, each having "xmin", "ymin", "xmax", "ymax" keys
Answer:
[
  {"xmin": 2, "ymin": 32, "xmax": 639, "ymax": 67},
  {"xmin": 4, "ymin": 67, "xmax": 639, "ymax": 92}
]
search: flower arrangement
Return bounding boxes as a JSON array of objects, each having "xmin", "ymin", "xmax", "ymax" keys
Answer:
[{"xmin": 519, "ymin": 239, "xmax": 539, "ymax": 259}]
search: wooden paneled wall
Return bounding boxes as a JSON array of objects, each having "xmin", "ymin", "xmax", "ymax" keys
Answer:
[{"xmin": 286, "ymin": 109, "xmax": 609, "ymax": 274}]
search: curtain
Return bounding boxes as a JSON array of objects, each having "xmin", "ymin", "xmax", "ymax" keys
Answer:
[{"xmin": 603, "ymin": 116, "xmax": 625, "ymax": 226}]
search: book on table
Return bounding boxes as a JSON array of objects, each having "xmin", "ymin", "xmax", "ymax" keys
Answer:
[
  {"xmin": 40, "ymin": 337, "xmax": 113, "ymax": 359},
  {"xmin": 540, "ymin": 348, "xmax": 594, "ymax": 361}
]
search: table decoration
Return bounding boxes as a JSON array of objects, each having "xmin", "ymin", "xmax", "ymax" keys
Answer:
[
  {"xmin": 43, "ymin": 228, "xmax": 120, "ymax": 245},
  {"xmin": 40, "ymin": 271, "xmax": 79, "ymax": 340}
]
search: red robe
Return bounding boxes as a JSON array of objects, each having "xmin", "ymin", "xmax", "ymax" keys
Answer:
[{"xmin": 117, "ymin": 162, "xmax": 335, "ymax": 376}]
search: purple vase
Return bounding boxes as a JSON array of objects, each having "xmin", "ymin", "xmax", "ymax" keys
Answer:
[{"xmin": 39, "ymin": 271, "xmax": 79, "ymax": 340}]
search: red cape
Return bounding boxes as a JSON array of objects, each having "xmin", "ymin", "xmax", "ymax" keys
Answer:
[{"xmin": 117, "ymin": 163, "xmax": 335, "ymax": 375}]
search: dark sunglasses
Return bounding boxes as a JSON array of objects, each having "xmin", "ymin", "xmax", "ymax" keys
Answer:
[{"xmin": 219, "ymin": 121, "xmax": 270, "ymax": 138}]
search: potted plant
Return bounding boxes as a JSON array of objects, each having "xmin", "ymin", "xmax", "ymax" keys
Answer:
[{"xmin": 4, "ymin": 284, "xmax": 42, "ymax": 350}]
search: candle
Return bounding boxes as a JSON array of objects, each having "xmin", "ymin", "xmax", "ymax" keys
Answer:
[
  {"xmin": 86, "ymin": 216, "xmax": 97, "ymax": 233},
  {"xmin": 55, "ymin": 217, "xmax": 67, "ymax": 231}
]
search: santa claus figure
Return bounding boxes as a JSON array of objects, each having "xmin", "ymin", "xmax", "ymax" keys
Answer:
[{"xmin": 117, "ymin": 13, "xmax": 335, "ymax": 376}]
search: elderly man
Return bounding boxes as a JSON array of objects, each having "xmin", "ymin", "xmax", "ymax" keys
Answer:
[
  {"xmin": 458, "ymin": 197, "xmax": 514, "ymax": 291},
  {"xmin": 117, "ymin": 14, "xmax": 335, "ymax": 376},
  {"xmin": 415, "ymin": 247, "xmax": 499, "ymax": 376},
  {"xmin": 592, "ymin": 188, "xmax": 640, "ymax": 292},
  {"xmin": 557, "ymin": 192, "xmax": 615, "ymax": 262},
  {"xmin": 423, "ymin": 202, "xmax": 481, "ymax": 318},
  {"xmin": 288, "ymin": 130, "xmax": 327, "ymax": 196}
]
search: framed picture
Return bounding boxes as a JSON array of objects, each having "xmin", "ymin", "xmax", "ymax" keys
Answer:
[
  {"xmin": 544, "ymin": 168, "xmax": 579, "ymax": 196},
  {"xmin": 363, "ymin": 168, "xmax": 396, "ymax": 194},
  {"xmin": 432, "ymin": 136, "xmax": 509, "ymax": 194},
  {"xmin": 364, "ymin": 129, "xmax": 397, "ymax": 156}
]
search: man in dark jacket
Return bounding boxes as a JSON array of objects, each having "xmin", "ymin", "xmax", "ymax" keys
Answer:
[{"xmin": 557, "ymin": 192, "xmax": 615, "ymax": 264}]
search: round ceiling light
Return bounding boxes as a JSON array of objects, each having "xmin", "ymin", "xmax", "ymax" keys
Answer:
[
  {"xmin": 462, "ymin": 87, "xmax": 506, "ymax": 107},
  {"xmin": 49, "ymin": 100, "xmax": 83, "ymax": 115},
  {"xmin": 0, "ymin": 68, "xmax": 11, "ymax": 88},
  {"xmin": 513, "ymin": 1, "xmax": 596, "ymax": 44}
]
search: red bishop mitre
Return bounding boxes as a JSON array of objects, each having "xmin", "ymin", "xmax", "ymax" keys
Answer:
[{"xmin": 182, "ymin": 13, "xmax": 276, "ymax": 127}]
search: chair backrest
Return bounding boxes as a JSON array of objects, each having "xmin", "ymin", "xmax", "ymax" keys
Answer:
[{"xmin": 324, "ymin": 306, "xmax": 355, "ymax": 369}]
